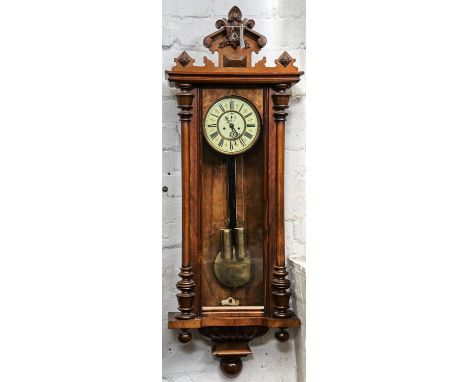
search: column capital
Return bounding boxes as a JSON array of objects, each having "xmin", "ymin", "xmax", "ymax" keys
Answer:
[
  {"xmin": 271, "ymin": 84, "xmax": 291, "ymax": 122},
  {"xmin": 176, "ymin": 84, "xmax": 195, "ymax": 122}
]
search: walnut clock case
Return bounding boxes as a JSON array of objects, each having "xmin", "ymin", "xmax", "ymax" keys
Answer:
[{"xmin": 165, "ymin": 6, "xmax": 303, "ymax": 378}]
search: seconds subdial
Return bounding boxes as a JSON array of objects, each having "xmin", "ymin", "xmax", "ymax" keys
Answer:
[{"xmin": 221, "ymin": 112, "xmax": 244, "ymax": 140}]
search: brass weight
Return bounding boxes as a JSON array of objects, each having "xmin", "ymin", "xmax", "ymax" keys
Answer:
[{"xmin": 214, "ymin": 228, "xmax": 253, "ymax": 289}]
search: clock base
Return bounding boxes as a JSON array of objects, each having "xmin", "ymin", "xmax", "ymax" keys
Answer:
[
  {"xmin": 207, "ymin": 333, "xmax": 258, "ymax": 378},
  {"xmin": 199, "ymin": 326, "xmax": 266, "ymax": 377},
  {"xmin": 169, "ymin": 312, "xmax": 300, "ymax": 375},
  {"xmin": 168, "ymin": 312, "xmax": 300, "ymax": 328}
]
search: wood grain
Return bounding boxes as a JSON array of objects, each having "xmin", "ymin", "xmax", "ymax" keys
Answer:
[
  {"xmin": 175, "ymin": 84, "xmax": 196, "ymax": 320},
  {"xmin": 190, "ymin": 88, "xmax": 201, "ymax": 316},
  {"xmin": 271, "ymin": 84, "xmax": 293, "ymax": 318},
  {"xmin": 264, "ymin": 87, "xmax": 277, "ymax": 317},
  {"xmin": 167, "ymin": 312, "xmax": 300, "ymax": 329},
  {"xmin": 200, "ymin": 87, "xmax": 265, "ymax": 308}
]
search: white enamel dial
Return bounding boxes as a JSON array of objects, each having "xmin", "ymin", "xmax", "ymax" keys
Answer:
[{"xmin": 203, "ymin": 96, "xmax": 261, "ymax": 155}]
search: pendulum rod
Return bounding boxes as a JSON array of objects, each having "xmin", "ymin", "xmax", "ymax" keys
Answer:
[{"xmin": 227, "ymin": 156, "xmax": 237, "ymax": 234}]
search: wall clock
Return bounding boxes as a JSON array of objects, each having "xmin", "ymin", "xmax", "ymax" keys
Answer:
[{"xmin": 166, "ymin": 6, "xmax": 303, "ymax": 378}]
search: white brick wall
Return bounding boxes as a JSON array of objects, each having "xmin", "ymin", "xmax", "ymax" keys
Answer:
[
  {"xmin": 289, "ymin": 257, "xmax": 306, "ymax": 382},
  {"xmin": 162, "ymin": 1, "xmax": 305, "ymax": 380}
]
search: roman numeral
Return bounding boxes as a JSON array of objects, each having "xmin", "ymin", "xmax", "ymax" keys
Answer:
[
  {"xmin": 211, "ymin": 113, "xmax": 219, "ymax": 118},
  {"xmin": 239, "ymin": 137, "xmax": 246, "ymax": 146},
  {"xmin": 244, "ymin": 131, "xmax": 253, "ymax": 139},
  {"xmin": 219, "ymin": 104, "xmax": 225, "ymax": 112},
  {"xmin": 244, "ymin": 112, "xmax": 252, "ymax": 118},
  {"xmin": 218, "ymin": 138, "xmax": 224, "ymax": 147},
  {"xmin": 239, "ymin": 104, "xmax": 243, "ymax": 112},
  {"xmin": 229, "ymin": 100, "xmax": 234, "ymax": 110},
  {"xmin": 210, "ymin": 131, "xmax": 219, "ymax": 139},
  {"xmin": 246, "ymin": 124, "xmax": 255, "ymax": 127},
  {"xmin": 207, "ymin": 124, "xmax": 216, "ymax": 128},
  {"xmin": 229, "ymin": 141, "xmax": 234, "ymax": 150}
]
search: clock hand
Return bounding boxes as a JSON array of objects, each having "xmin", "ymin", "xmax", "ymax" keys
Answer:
[{"xmin": 229, "ymin": 124, "xmax": 239, "ymax": 138}]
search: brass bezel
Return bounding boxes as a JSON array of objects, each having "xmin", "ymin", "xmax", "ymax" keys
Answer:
[{"xmin": 203, "ymin": 95, "xmax": 262, "ymax": 156}]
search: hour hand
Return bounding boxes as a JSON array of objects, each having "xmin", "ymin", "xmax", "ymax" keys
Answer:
[{"xmin": 229, "ymin": 125, "xmax": 238, "ymax": 138}]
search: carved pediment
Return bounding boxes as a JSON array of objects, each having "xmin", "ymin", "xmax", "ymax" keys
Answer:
[
  {"xmin": 168, "ymin": 6, "xmax": 302, "ymax": 80},
  {"xmin": 202, "ymin": 6, "xmax": 266, "ymax": 68}
]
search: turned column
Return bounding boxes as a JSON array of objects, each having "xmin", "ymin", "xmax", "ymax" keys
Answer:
[
  {"xmin": 271, "ymin": 84, "xmax": 293, "ymax": 319},
  {"xmin": 175, "ymin": 83, "xmax": 196, "ymax": 320}
]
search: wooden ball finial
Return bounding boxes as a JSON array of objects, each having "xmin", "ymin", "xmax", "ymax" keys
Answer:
[
  {"xmin": 220, "ymin": 357, "xmax": 243, "ymax": 378},
  {"xmin": 275, "ymin": 328, "xmax": 289, "ymax": 342},
  {"xmin": 178, "ymin": 329, "xmax": 192, "ymax": 344}
]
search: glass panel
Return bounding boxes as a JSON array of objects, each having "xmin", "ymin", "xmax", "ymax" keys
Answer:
[{"xmin": 200, "ymin": 88, "xmax": 264, "ymax": 311}]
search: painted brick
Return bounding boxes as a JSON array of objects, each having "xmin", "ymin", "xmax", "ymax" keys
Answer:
[
  {"xmin": 162, "ymin": 98, "xmax": 180, "ymax": 124},
  {"xmin": 286, "ymin": 241, "xmax": 306, "ymax": 260},
  {"xmin": 162, "ymin": 174, "xmax": 181, "ymax": 198},
  {"xmin": 162, "ymin": 79, "xmax": 177, "ymax": 99},
  {"xmin": 162, "ymin": 247, "xmax": 182, "ymax": 270},
  {"xmin": 289, "ymin": 256, "xmax": 306, "ymax": 382},
  {"xmin": 285, "ymin": 103, "xmax": 306, "ymax": 151},
  {"xmin": 162, "ymin": 197, "xmax": 182, "ymax": 248},
  {"xmin": 163, "ymin": 0, "xmax": 214, "ymax": 19},
  {"xmin": 293, "ymin": 218, "xmax": 306, "ymax": 244},
  {"xmin": 162, "ymin": 123, "xmax": 181, "ymax": 150},
  {"xmin": 257, "ymin": 18, "xmax": 305, "ymax": 49},
  {"xmin": 162, "ymin": 151, "xmax": 181, "ymax": 174},
  {"xmin": 285, "ymin": 148, "xmax": 306, "ymax": 176}
]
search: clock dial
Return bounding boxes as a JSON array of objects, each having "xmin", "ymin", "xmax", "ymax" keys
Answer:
[{"xmin": 203, "ymin": 96, "xmax": 261, "ymax": 155}]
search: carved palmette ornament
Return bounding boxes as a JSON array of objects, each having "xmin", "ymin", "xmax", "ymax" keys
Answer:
[{"xmin": 216, "ymin": 6, "xmax": 252, "ymax": 49}]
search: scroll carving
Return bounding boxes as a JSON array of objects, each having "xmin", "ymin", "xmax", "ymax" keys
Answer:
[{"xmin": 216, "ymin": 6, "xmax": 252, "ymax": 49}]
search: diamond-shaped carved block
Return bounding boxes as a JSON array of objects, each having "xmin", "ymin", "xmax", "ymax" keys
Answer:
[
  {"xmin": 277, "ymin": 51, "xmax": 294, "ymax": 68},
  {"xmin": 175, "ymin": 51, "xmax": 194, "ymax": 67}
]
